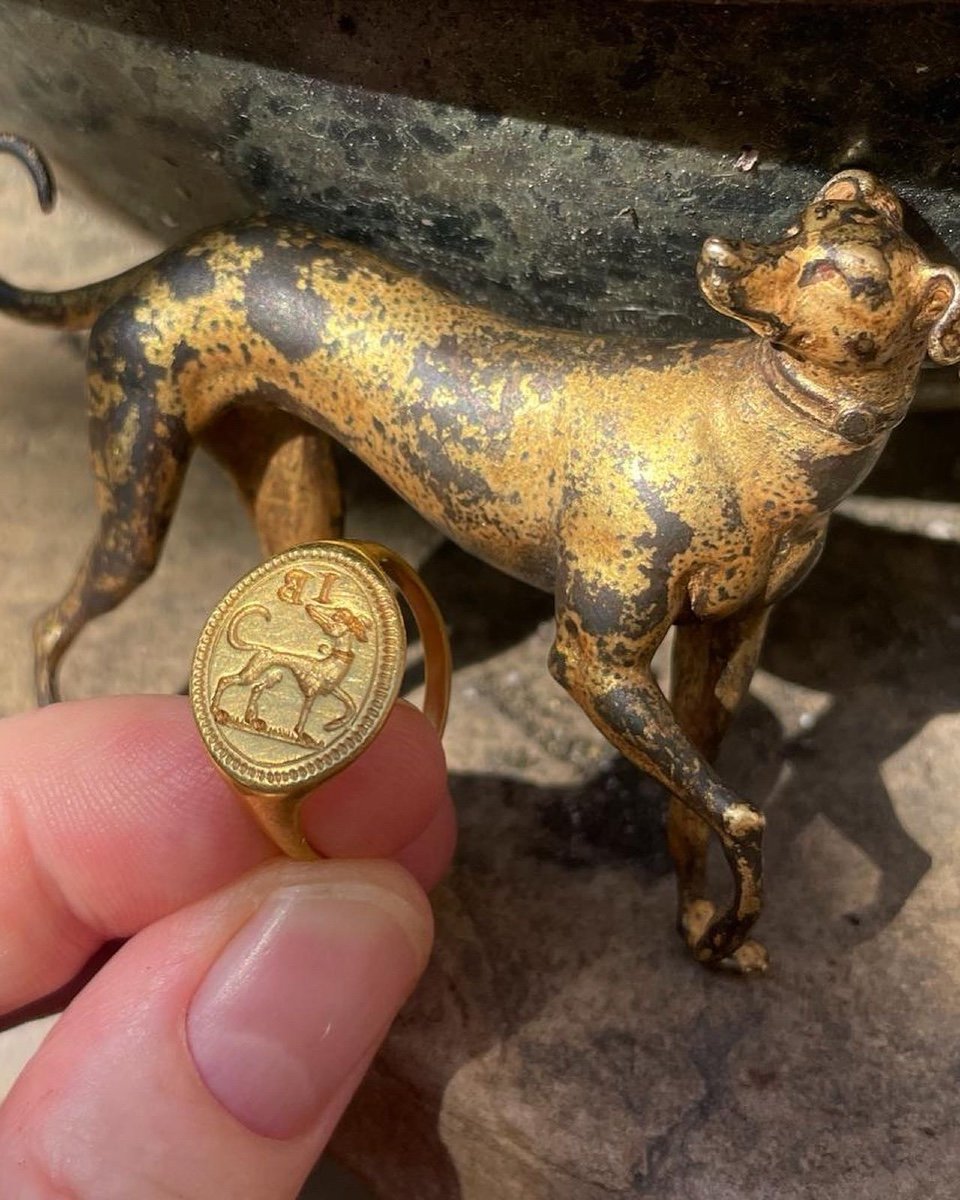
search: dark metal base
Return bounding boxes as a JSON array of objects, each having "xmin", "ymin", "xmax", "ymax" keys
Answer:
[{"xmin": 3, "ymin": 1, "xmax": 960, "ymax": 338}]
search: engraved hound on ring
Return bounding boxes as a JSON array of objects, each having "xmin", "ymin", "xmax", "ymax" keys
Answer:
[
  {"xmin": 4, "ymin": 133, "xmax": 959, "ymax": 970},
  {"xmin": 212, "ymin": 600, "xmax": 369, "ymax": 744}
]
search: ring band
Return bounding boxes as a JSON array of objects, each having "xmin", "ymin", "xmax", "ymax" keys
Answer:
[{"xmin": 190, "ymin": 540, "xmax": 451, "ymax": 859}]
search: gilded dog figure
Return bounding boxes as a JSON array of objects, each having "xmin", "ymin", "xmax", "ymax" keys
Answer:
[{"xmin": 3, "ymin": 134, "xmax": 958, "ymax": 969}]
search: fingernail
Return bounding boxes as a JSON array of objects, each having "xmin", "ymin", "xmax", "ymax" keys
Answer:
[{"xmin": 186, "ymin": 882, "xmax": 426, "ymax": 1138}]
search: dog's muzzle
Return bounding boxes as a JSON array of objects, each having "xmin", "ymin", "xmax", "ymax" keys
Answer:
[
  {"xmin": 701, "ymin": 237, "xmax": 741, "ymax": 269},
  {"xmin": 697, "ymin": 237, "xmax": 746, "ymax": 312}
]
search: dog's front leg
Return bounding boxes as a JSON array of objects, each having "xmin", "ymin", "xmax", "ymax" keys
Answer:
[
  {"xmin": 550, "ymin": 615, "xmax": 767, "ymax": 972},
  {"xmin": 668, "ymin": 608, "xmax": 771, "ymax": 960}
]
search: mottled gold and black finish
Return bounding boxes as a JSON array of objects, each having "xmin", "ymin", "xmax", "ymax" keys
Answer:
[
  {"xmin": 0, "ymin": 134, "xmax": 54, "ymax": 215},
  {"xmin": 5, "ymin": 143, "xmax": 958, "ymax": 969}
]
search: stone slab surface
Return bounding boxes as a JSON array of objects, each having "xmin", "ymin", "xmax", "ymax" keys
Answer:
[{"xmin": 1, "ymin": 153, "xmax": 959, "ymax": 1199}]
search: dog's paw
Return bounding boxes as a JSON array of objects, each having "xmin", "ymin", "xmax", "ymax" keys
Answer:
[
  {"xmin": 682, "ymin": 900, "xmax": 770, "ymax": 975},
  {"xmin": 722, "ymin": 939, "xmax": 770, "ymax": 976}
]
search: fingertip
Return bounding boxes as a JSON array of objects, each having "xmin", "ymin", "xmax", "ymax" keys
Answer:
[
  {"xmin": 0, "ymin": 857, "xmax": 437, "ymax": 1197},
  {"xmin": 184, "ymin": 858, "xmax": 436, "ymax": 1139},
  {"xmin": 300, "ymin": 701, "xmax": 449, "ymax": 859},
  {"xmin": 395, "ymin": 793, "xmax": 457, "ymax": 893}
]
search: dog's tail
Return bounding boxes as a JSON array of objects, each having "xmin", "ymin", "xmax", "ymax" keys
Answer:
[
  {"xmin": 226, "ymin": 604, "xmax": 272, "ymax": 652},
  {"xmin": 0, "ymin": 134, "xmax": 159, "ymax": 330}
]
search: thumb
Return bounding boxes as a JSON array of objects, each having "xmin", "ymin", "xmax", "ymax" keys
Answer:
[{"xmin": 0, "ymin": 859, "xmax": 432, "ymax": 1199}]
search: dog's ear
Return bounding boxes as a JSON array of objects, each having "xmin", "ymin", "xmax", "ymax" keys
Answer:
[
  {"xmin": 921, "ymin": 265, "xmax": 960, "ymax": 365},
  {"xmin": 816, "ymin": 170, "xmax": 904, "ymax": 228}
]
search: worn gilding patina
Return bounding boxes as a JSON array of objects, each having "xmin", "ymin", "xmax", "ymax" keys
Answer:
[{"xmin": 4, "ymin": 134, "xmax": 957, "ymax": 970}]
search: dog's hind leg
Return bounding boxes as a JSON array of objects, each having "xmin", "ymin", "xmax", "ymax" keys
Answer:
[
  {"xmin": 212, "ymin": 656, "xmax": 263, "ymax": 718},
  {"xmin": 33, "ymin": 309, "xmax": 192, "ymax": 704},
  {"xmin": 211, "ymin": 670, "xmax": 245, "ymax": 717},
  {"xmin": 243, "ymin": 667, "xmax": 284, "ymax": 731},
  {"xmin": 668, "ymin": 609, "xmax": 770, "ymax": 956},
  {"xmin": 201, "ymin": 406, "xmax": 343, "ymax": 555}
]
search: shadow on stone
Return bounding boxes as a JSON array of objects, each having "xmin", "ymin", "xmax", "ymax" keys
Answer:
[{"xmin": 407, "ymin": 537, "xmax": 554, "ymax": 684}]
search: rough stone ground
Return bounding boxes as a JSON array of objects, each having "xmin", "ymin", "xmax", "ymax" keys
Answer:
[{"xmin": 1, "ymin": 158, "xmax": 959, "ymax": 1199}]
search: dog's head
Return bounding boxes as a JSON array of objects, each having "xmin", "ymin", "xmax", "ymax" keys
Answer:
[
  {"xmin": 304, "ymin": 602, "xmax": 370, "ymax": 644},
  {"xmin": 697, "ymin": 171, "xmax": 960, "ymax": 372}
]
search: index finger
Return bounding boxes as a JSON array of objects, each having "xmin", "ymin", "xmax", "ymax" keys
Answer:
[{"xmin": 0, "ymin": 694, "xmax": 451, "ymax": 1014}]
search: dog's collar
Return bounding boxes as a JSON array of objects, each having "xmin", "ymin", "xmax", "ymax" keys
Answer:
[{"xmin": 758, "ymin": 345, "xmax": 883, "ymax": 447}]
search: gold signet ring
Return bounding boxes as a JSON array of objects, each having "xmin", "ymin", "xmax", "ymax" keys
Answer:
[{"xmin": 190, "ymin": 540, "xmax": 451, "ymax": 859}]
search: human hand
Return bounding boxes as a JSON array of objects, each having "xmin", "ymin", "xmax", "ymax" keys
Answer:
[{"xmin": 0, "ymin": 695, "xmax": 454, "ymax": 1198}]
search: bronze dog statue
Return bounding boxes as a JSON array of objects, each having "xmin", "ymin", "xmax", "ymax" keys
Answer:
[{"xmin": 4, "ymin": 134, "xmax": 958, "ymax": 970}]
